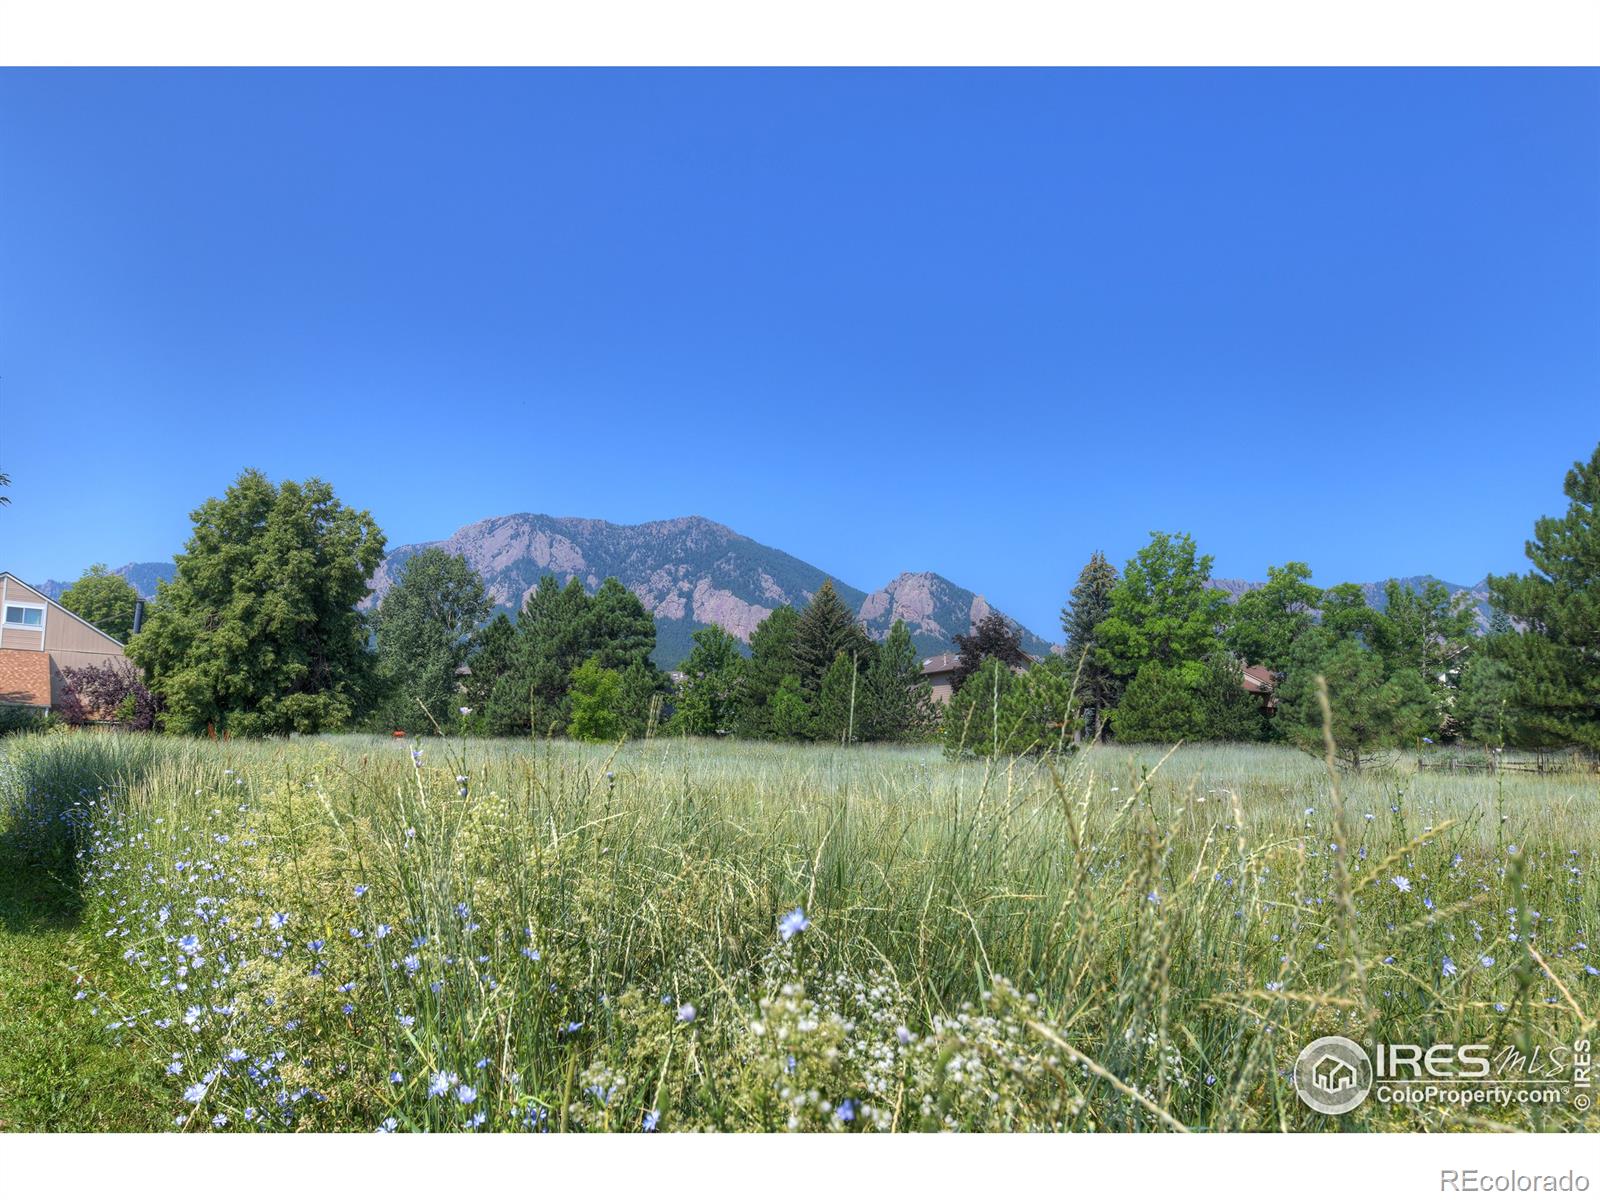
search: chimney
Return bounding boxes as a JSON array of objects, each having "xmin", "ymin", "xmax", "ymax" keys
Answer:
[{"xmin": 131, "ymin": 599, "xmax": 145, "ymax": 637}]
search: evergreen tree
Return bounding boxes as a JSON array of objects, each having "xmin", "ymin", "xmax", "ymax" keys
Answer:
[
  {"xmin": 486, "ymin": 576, "xmax": 594, "ymax": 735},
  {"xmin": 792, "ymin": 581, "xmax": 872, "ymax": 697},
  {"xmin": 1456, "ymin": 649, "xmax": 1518, "ymax": 748},
  {"xmin": 997, "ymin": 655, "xmax": 1080, "ymax": 754},
  {"xmin": 735, "ymin": 605, "xmax": 801, "ymax": 737},
  {"xmin": 857, "ymin": 619, "xmax": 936, "ymax": 741},
  {"xmin": 586, "ymin": 578, "xmax": 657, "ymax": 670},
  {"xmin": 668, "ymin": 624, "xmax": 744, "ymax": 736},
  {"xmin": 127, "ymin": 470, "xmax": 385, "ymax": 736},
  {"xmin": 462, "ymin": 612, "xmax": 516, "ymax": 725},
  {"xmin": 941, "ymin": 657, "xmax": 1020, "ymax": 758},
  {"xmin": 812, "ymin": 650, "xmax": 863, "ymax": 744},
  {"xmin": 59, "ymin": 564, "xmax": 141, "ymax": 642},
  {"xmin": 1109, "ymin": 662, "xmax": 1201, "ymax": 744},
  {"xmin": 568, "ymin": 656, "xmax": 626, "ymax": 742},
  {"xmin": 371, "ymin": 548, "xmax": 491, "ymax": 732},
  {"xmin": 951, "ymin": 610, "xmax": 1028, "ymax": 693},
  {"xmin": 1060, "ymin": 551, "xmax": 1120, "ymax": 739},
  {"xmin": 617, "ymin": 660, "xmax": 668, "ymax": 738},
  {"xmin": 1486, "ymin": 442, "xmax": 1600, "ymax": 753},
  {"xmin": 1276, "ymin": 631, "xmax": 1431, "ymax": 770}
]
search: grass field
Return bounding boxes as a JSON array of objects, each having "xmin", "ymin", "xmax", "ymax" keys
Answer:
[{"xmin": 1, "ymin": 731, "xmax": 1595, "ymax": 1132}]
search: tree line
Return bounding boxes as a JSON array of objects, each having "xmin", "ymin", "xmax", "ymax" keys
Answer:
[{"xmin": 24, "ymin": 442, "xmax": 1600, "ymax": 762}]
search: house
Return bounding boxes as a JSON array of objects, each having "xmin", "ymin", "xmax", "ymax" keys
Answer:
[
  {"xmin": 0, "ymin": 572, "xmax": 136, "ymax": 713},
  {"xmin": 920, "ymin": 651, "xmax": 1039, "ymax": 705},
  {"xmin": 1241, "ymin": 663, "xmax": 1281, "ymax": 713}
]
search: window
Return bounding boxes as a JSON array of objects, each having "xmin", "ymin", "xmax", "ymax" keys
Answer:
[{"xmin": 3, "ymin": 604, "xmax": 43, "ymax": 627}]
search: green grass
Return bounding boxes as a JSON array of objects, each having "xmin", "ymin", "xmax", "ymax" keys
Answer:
[{"xmin": 0, "ymin": 731, "xmax": 1595, "ymax": 1132}]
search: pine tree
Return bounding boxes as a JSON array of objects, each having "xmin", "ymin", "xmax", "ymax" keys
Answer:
[
  {"xmin": 735, "ymin": 605, "xmax": 801, "ymax": 737},
  {"xmin": 462, "ymin": 613, "xmax": 516, "ymax": 728},
  {"xmin": 951, "ymin": 610, "xmax": 1028, "ymax": 693},
  {"xmin": 793, "ymin": 581, "xmax": 872, "ymax": 697},
  {"xmin": 766, "ymin": 674, "xmax": 811, "ymax": 740},
  {"xmin": 812, "ymin": 650, "xmax": 863, "ymax": 744},
  {"xmin": 857, "ymin": 619, "xmax": 936, "ymax": 741},
  {"xmin": 1060, "ymin": 552, "xmax": 1120, "ymax": 738},
  {"xmin": 1487, "ymin": 442, "xmax": 1600, "ymax": 753}
]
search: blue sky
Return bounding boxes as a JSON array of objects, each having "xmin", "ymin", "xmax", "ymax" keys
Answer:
[{"xmin": 1, "ymin": 69, "xmax": 1595, "ymax": 636}]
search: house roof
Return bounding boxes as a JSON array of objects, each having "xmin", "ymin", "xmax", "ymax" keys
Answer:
[
  {"xmin": 0, "ymin": 571, "xmax": 128, "ymax": 649},
  {"xmin": 921, "ymin": 653, "xmax": 960, "ymax": 675},
  {"xmin": 1241, "ymin": 664, "xmax": 1278, "ymax": 694},
  {"xmin": 0, "ymin": 648, "xmax": 51, "ymax": 707}
]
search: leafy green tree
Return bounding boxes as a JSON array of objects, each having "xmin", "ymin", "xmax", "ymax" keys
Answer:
[
  {"xmin": 1095, "ymin": 531, "xmax": 1229, "ymax": 694},
  {"xmin": 1061, "ymin": 551, "xmax": 1120, "ymax": 739},
  {"xmin": 371, "ymin": 549, "xmax": 491, "ymax": 731},
  {"xmin": 668, "ymin": 624, "xmax": 744, "ymax": 736},
  {"xmin": 735, "ymin": 605, "xmax": 801, "ymax": 737},
  {"xmin": 127, "ymin": 470, "xmax": 385, "ymax": 735},
  {"xmin": 793, "ymin": 581, "xmax": 872, "ymax": 698},
  {"xmin": 857, "ymin": 619, "xmax": 936, "ymax": 741},
  {"xmin": 568, "ymin": 656, "xmax": 626, "ymax": 742},
  {"xmin": 1487, "ymin": 443, "xmax": 1600, "ymax": 753},
  {"xmin": 766, "ymin": 674, "xmax": 811, "ymax": 740},
  {"xmin": 1224, "ymin": 562, "xmax": 1321, "ymax": 670},
  {"xmin": 59, "ymin": 563, "xmax": 141, "ymax": 642},
  {"xmin": 1370, "ymin": 579, "xmax": 1477, "ymax": 735},
  {"xmin": 951, "ymin": 610, "xmax": 1029, "ymax": 693}
]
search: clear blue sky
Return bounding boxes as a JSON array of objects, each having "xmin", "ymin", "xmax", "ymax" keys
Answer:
[{"xmin": 1, "ymin": 69, "xmax": 1595, "ymax": 635}]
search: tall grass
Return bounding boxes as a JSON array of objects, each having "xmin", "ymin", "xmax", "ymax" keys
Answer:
[{"xmin": 3, "ymin": 731, "xmax": 1595, "ymax": 1131}]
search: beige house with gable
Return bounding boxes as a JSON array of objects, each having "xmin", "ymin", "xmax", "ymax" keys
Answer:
[{"xmin": 0, "ymin": 572, "xmax": 135, "ymax": 712}]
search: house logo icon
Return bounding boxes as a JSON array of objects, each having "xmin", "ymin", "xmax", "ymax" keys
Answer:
[{"xmin": 1294, "ymin": 1036, "xmax": 1373, "ymax": 1115}]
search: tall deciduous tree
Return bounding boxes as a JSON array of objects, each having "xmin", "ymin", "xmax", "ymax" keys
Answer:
[
  {"xmin": 793, "ymin": 581, "xmax": 872, "ymax": 698},
  {"xmin": 59, "ymin": 563, "xmax": 141, "ymax": 643},
  {"xmin": 668, "ymin": 624, "xmax": 745, "ymax": 736},
  {"xmin": 1061, "ymin": 551, "xmax": 1120, "ymax": 738},
  {"xmin": 1487, "ymin": 442, "xmax": 1600, "ymax": 752},
  {"xmin": 1094, "ymin": 531, "xmax": 1229, "ymax": 691},
  {"xmin": 127, "ymin": 470, "xmax": 385, "ymax": 735},
  {"xmin": 372, "ymin": 548, "xmax": 491, "ymax": 731},
  {"xmin": 1224, "ymin": 562, "xmax": 1321, "ymax": 671},
  {"xmin": 951, "ymin": 610, "xmax": 1028, "ymax": 693}
]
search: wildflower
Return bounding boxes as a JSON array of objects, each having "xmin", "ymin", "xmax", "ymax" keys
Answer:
[
  {"xmin": 268, "ymin": 912, "xmax": 289, "ymax": 931},
  {"xmin": 521, "ymin": 946, "xmax": 540, "ymax": 961},
  {"xmin": 183, "ymin": 1082, "xmax": 208, "ymax": 1103},
  {"xmin": 1391, "ymin": 876, "xmax": 1412, "ymax": 893},
  {"xmin": 836, "ymin": 1099, "xmax": 856, "ymax": 1123},
  {"xmin": 166, "ymin": 1061, "xmax": 183, "ymax": 1076},
  {"xmin": 1265, "ymin": 981, "xmax": 1283, "ymax": 992},
  {"xmin": 396, "ymin": 1012, "xmax": 415, "ymax": 1029},
  {"xmin": 778, "ymin": 908, "xmax": 809, "ymax": 941},
  {"xmin": 307, "ymin": 939, "xmax": 325, "ymax": 953},
  {"xmin": 1442, "ymin": 955, "xmax": 1458, "ymax": 979},
  {"xmin": 429, "ymin": 1072, "xmax": 453, "ymax": 1098},
  {"xmin": 1495, "ymin": 1003, "xmax": 1508, "ymax": 1013},
  {"xmin": 178, "ymin": 934, "xmax": 200, "ymax": 953},
  {"xmin": 402, "ymin": 954, "xmax": 421, "ymax": 974},
  {"xmin": 643, "ymin": 1110, "xmax": 659, "ymax": 1132},
  {"xmin": 896, "ymin": 1025, "xmax": 913, "ymax": 1045},
  {"xmin": 455, "ymin": 775, "xmax": 468, "ymax": 784},
  {"xmin": 459, "ymin": 706, "xmax": 471, "ymax": 716},
  {"xmin": 456, "ymin": 1084, "xmax": 477, "ymax": 1105},
  {"xmin": 1423, "ymin": 897, "xmax": 1435, "ymax": 911},
  {"xmin": 212, "ymin": 1114, "xmax": 228, "ymax": 1128},
  {"xmin": 1481, "ymin": 955, "xmax": 1496, "ymax": 967},
  {"xmin": 676, "ymin": 1002, "xmax": 697, "ymax": 1023},
  {"xmin": 390, "ymin": 1071, "xmax": 403, "ymax": 1084},
  {"xmin": 1586, "ymin": 965, "xmax": 1599, "ymax": 977},
  {"xmin": 227, "ymin": 1048, "xmax": 247, "ymax": 1063},
  {"xmin": 1205, "ymin": 1073, "xmax": 1217, "ymax": 1086},
  {"xmin": 377, "ymin": 1117, "xmax": 399, "ymax": 1133},
  {"xmin": 465, "ymin": 1111, "xmax": 486, "ymax": 1129},
  {"xmin": 375, "ymin": 923, "xmax": 392, "ymax": 940},
  {"xmin": 354, "ymin": 885, "xmax": 368, "ymax": 898},
  {"xmin": 1422, "ymin": 737, "xmax": 1434, "ymax": 745}
]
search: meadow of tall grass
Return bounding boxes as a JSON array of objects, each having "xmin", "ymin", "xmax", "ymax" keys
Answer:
[{"xmin": 1, "ymin": 730, "xmax": 1595, "ymax": 1132}]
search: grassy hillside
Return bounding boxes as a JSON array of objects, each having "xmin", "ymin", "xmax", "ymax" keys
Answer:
[{"xmin": 0, "ymin": 733, "xmax": 1594, "ymax": 1132}]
